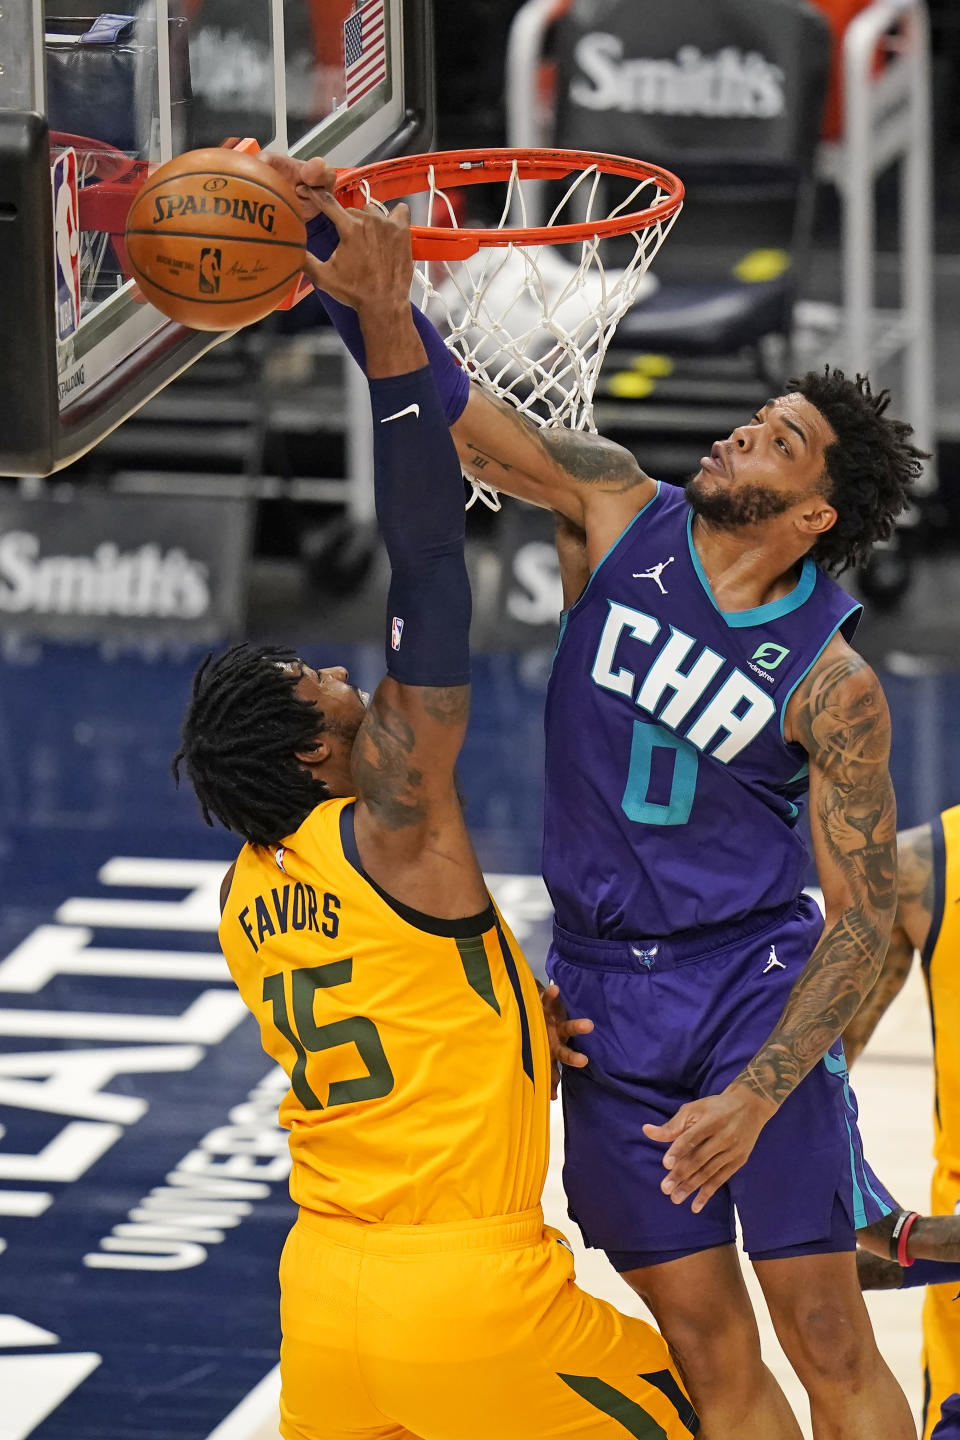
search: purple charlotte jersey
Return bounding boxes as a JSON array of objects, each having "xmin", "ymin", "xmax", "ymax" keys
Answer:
[
  {"xmin": 543, "ymin": 481, "xmax": 862, "ymax": 938},
  {"xmin": 549, "ymin": 897, "xmax": 896, "ymax": 1261}
]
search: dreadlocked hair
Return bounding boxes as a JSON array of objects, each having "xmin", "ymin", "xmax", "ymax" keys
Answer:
[
  {"xmin": 792, "ymin": 366, "xmax": 928, "ymax": 574},
  {"xmin": 172, "ymin": 643, "xmax": 331, "ymax": 848}
]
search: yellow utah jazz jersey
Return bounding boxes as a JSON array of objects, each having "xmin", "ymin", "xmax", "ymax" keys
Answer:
[
  {"xmin": 219, "ymin": 797, "xmax": 550, "ymax": 1225},
  {"xmin": 924, "ymin": 804, "xmax": 960, "ymax": 1172}
]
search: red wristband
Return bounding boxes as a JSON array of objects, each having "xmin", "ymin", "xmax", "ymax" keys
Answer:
[{"xmin": 892, "ymin": 1210, "xmax": 919, "ymax": 1267}]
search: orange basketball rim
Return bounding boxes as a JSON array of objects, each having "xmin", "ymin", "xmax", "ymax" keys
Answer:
[{"xmin": 332, "ymin": 146, "xmax": 685, "ymax": 260}]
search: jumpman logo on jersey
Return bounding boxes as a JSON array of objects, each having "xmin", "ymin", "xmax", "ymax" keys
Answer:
[
  {"xmin": 632, "ymin": 556, "xmax": 675, "ymax": 594},
  {"xmin": 762, "ymin": 944, "xmax": 786, "ymax": 974}
]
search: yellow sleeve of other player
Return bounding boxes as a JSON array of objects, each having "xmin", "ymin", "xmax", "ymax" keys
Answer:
[{"xmin": 924, "ymin": 804, "xmax": 960, "ymax": 1170}]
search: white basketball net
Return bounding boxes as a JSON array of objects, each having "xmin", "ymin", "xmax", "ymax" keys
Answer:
[
  {"xmin": 355, "ymin": 158, "xmax": 681, "ymax": 511},
  {"xmin": 74, "ymin": 148, "xmax": 114, "ymax": 313}
]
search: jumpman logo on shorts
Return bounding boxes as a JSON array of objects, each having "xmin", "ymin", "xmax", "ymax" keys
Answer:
[
  {"xmin": 632, "ymin": 557, "xmax": 675, "ymax": 594},
  {"xmin": 762, "ymin": 944, "xmax": 786, "ymax": 974}
]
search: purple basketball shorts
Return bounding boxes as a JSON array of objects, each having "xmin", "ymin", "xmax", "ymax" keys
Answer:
[
  {"xmin": 932, "ymin": 1395, "xmax": 960, "ymax": 1440},
  {"xmin": 546, "ymin": 894, "xmax": 896, "ymax": 1267}
]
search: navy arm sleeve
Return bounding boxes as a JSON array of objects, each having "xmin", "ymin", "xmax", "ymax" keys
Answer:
[
  {"xmin": 369, "ymin": 364, "xmax": 471, "ymax": 688},
  {"xmin": 895, "ymin": 1258, "xmax": 960, "ymax": 1289},
  {"xmin": 307, "ymin": 212, "xmax": 471, "ymax": 427}
]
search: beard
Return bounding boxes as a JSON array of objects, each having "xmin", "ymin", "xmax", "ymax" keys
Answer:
[
  {"xmin": 685, "ymin": 474, "xmax": 794, "ymax": 528},
  {"xmin": 326, "ymin": 689, "xmax": 368, "ymax": 748}
]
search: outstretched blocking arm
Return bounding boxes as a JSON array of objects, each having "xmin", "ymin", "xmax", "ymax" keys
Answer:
[
  {"xmin": 451, "ymin": 386, "xmax": 657, "ymax": 557},
  {"xmin": 303, "ymin": 196, "xmax": 487, "ymax": 921},
  {"xmin": 842, "ymin": 821, "xmax": 934, "ymax": 1065},
  {"xmin": 265, "ymin": 152, "xmax": 656, "ymax": 557}
]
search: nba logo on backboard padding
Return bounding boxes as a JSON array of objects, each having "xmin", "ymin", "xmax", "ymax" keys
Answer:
[
  {"xmin": 199, "ymin": 248, "xmax": 221, "ymax": 293},
  {"xmin": 52, "ymin": 148, "xmax": 81, "ymax": 342},
  {"xmin": 391, "ymin": 616, "xmax": 404, "ymax": 650}
]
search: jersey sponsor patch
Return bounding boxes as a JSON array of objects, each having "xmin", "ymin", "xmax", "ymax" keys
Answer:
[{"xmin": 751, "ymin": 642, "xmax": 790, "ymax": 671}]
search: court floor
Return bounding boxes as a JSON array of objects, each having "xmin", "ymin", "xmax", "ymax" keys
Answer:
[{"xmin": 0, "ymin": 639, "xmax": 954, "ymax": 1439}]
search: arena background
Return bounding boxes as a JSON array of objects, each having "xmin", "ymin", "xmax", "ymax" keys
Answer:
[{"xmin": 0, "ymin": 3, "xmax": 958, "ymax": 1437}]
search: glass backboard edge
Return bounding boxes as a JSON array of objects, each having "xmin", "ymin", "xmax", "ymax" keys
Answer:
[{"xmin": 1, "ymin": 0, "xmax": 434, "ymax": 478}]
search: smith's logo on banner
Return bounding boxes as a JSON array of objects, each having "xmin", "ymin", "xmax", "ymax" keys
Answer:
[
  {"xmin": 0, "ymin": 494, "xmax": 250, "ymax": 638},
  {"xmin": 0, "ymin": 532, "xmax": 210, "ymax": 619},
  {"xmin": 570, "ymin": 35, "xmax": 786, "ymax": 119}
]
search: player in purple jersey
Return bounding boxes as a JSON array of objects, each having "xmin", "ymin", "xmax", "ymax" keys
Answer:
[
  {"xmin": 457, "ymin": 375, "xmax": 922, "ymax": 1440},
  {"xmin": 268, "ymin": 153, "xmax": 928, "ymax": 1440}
]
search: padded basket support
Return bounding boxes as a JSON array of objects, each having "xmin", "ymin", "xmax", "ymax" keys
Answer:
[
  {"xmin": 0, "ymin": 113, "xmax": 60, "ymax": 475},
  {"xmin": 815, "ymin": 0, "xmax": 935, "ymax": 488}
]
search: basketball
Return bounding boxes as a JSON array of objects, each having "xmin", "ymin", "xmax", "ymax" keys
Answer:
[{"xmin": 124, "ymin": 147, "xmax": 307, "ymax": 331}]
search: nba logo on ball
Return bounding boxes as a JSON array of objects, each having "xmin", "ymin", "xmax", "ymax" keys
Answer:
[
  {"xmin": 199, "ymin": 248, "xmax": 221, "ymax": 294},
  {"xmin": 391, "ymin": 616, "xmax": 404, "ymax": 650}
]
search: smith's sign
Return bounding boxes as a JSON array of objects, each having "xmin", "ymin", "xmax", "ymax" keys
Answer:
[
  {"xmin": 0, "ymin": 533, "xmax": 209, "ymax": 619},
  {"xmin": 0, "ymin": 494, "xmax": 251, "ymax": 640},
  {"xmin": 570, "ymin": 36, "xmax": 786, "ymax": 119}
]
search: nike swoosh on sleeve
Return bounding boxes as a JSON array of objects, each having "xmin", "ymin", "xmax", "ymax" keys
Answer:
[{"xmin": 379, "ymin": 403, "xmax": 420, "ymax": 424}]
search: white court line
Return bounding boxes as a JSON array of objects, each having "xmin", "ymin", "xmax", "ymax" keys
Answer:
[{"xmin": 204, "ymin": 1364, "xmax": 280, "ymax": 1440}]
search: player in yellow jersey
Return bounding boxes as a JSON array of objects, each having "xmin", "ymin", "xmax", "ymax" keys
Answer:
[
  {"xmin": 174, "ymin": 196, "xmax": 695, "ymax": 1440},
  {"xmin": 843, "ymin": 807, "xmax": 960, "ymax": 1440}
]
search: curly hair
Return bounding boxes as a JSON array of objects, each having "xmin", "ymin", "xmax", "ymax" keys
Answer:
[
  {"xmin": 172, "ymin": 644, "xmax": 331, "ymax": 848},
  {"xmin": 792, "ymin": 367, "xmax": 928, "ymax": 574}
]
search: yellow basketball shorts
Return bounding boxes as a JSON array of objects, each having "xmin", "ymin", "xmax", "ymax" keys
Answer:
[
  {"xmin": 923, "ymin": 1166, "xmax": 960, "ymax": 1440},
  {"xmin": 279, "ymin": 1205, "xmax": 696, "ymax": 1440}
]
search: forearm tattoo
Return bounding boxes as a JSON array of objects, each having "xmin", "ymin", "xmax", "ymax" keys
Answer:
[
  {"xmin": 841, "ymin": 925, "xmax": 914, "ymax": 1066},
  {"xmin": 855, "ymin": 1251, "xmax": 905, "ymax": 1291},
  {"xmin": 421, "ymin": 686, "xmax": 470, "ymax": 725},
  {"xmin": 738, "ymin": 652, "xmax": 897, "ymax": 1107},
  {"xmin": 895, "ymin": 823, "xmax": 935, "ymax": 945},
  {"xmin": 842, "ymin": 823, "xmax": 933, "ymax": 1064},
  {"xmin": 351, "ymin": 686, "xmax": 468, "ymax": 830},
  {"xmin": 463, "ymin": 391, "xmax": 645, "ymax": 493}
]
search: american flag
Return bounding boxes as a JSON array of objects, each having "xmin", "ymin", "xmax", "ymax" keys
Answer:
[{"xmin": 344, "ymin": 0, "xmax": 387, "ymax": 108}]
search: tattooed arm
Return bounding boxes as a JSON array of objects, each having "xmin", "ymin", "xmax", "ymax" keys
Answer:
[
  {"xmin": 307, "ymin": 196, "xmax": 489, "ymax": 919},
  {"xmin": 453, "ymin": 385, "xmax": 658, "ymax": 564},
  {"xmin": 642, "ymin": 634, "xmax": 898, "ymax": 1213},
  {"xmin": 737, "ymin": 636, "xmax": 897, "ymax": 1104},
  {"xmin": 351, "ymin": 677, "xmax": 489, "ymax": 920},
  {"xmin": 842, "ymin": 822, "xmax": 934, "ymax": 1064}
]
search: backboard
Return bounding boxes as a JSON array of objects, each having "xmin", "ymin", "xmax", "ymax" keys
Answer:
[{"xmin": 0, "ymin": 0, "xmax": 434, "ymax": 477}]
